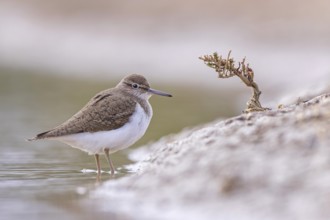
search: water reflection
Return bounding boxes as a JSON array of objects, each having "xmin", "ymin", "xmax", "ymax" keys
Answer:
[{"xmin": 0, "ymin": 142, "xmax": 134, "ymax": 219}]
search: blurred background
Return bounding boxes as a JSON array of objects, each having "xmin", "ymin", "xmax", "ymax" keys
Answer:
[{"xmin": 0, "ymin": 0, "xmax": 329, "ymax": 219}]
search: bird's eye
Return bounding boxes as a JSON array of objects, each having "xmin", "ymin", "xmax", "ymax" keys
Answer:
[{"xmin": 132, "ymin": 83, "xmax": 139, "ymax": 89}]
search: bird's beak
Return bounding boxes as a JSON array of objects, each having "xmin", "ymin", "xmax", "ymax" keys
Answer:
[{"xmin": 148, "ymin": 88, "xmax": 172, "ymax": 97}]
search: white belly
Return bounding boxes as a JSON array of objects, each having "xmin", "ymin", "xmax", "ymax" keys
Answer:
[{"xmin": 52, "ymin": 103, "xmax": 152, "ymax": 154}]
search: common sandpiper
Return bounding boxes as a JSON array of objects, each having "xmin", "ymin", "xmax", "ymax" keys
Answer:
[{"xmin": 28, "ymin": 74, "xmax": 172, "ymax": 178}]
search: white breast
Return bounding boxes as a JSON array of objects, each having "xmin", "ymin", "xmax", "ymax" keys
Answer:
[{"xmin": 52, "ymin": 103, "xmax": 152, "ymax": 155}]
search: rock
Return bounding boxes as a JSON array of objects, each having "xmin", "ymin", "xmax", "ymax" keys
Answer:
[{"xmin": 89, "ymin": 93, "xmax": 330, "ymax": 220}]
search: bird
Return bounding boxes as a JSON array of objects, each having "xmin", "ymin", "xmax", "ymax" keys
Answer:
[{"xmin": 28, "ymin": 74, "xmax": 172, "ymax": 178}]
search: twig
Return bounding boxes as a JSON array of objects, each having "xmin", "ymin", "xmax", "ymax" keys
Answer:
[{"xmin": 199, "ymin": 51, "xmax": 270, "ymax": 113}]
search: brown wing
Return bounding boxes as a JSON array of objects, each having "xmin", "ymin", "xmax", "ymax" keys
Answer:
[{"xmin": 33, "ymin": 89, "xmax": 136, "ymax": 139}]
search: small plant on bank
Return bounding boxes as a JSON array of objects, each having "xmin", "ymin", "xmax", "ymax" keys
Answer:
[{"xmin": 199, "ymin": 51, "xmax": 270, "ymax": 113}]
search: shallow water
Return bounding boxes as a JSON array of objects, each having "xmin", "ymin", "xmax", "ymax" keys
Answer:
[{"xmin": 0, "ymin": 71, "xmax": 238, "ymax": 219}]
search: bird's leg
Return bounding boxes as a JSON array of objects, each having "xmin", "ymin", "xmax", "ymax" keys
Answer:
[
  {"xmin": 104, "ymin": 148, "xmax": 115, "ymax": 175},
  {"xmin": 94, "ymin": 154, "xmax": 101, "ymax": 177}
]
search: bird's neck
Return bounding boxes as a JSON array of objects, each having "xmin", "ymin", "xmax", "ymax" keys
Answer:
[{"xmin": 134, "ymin": 97, "xmax": 152, "ymax": 117}]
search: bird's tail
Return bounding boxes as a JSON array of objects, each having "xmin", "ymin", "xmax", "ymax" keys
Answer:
[{"xmin": 26, "ymin": 130, "xmax": 51, "ymax": 141}]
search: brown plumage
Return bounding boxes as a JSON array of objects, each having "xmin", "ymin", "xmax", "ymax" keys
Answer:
[{"xmin": 30, "ymin": 74, "xmax": 152, "ymax": 140}]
